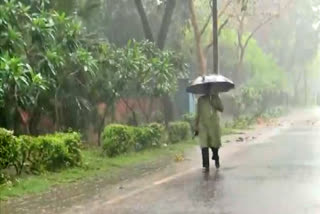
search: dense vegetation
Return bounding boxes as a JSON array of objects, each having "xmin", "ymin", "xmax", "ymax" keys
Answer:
[
  {"xmin": 1, "ymin": 0, "xmax": 319, "ymax": 193},
  {"xmin": 0, "ymin": 0, "xmax": 186, "ymax": 137}
]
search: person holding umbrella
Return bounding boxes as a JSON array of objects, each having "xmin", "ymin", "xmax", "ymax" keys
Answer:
[
  {"xmin": 195, "ymin": 92, "xmax": 223, "ymax": 171},
  {"xmin": 187, "ymin": 74, "xmax": 234, "ymax": 172}
]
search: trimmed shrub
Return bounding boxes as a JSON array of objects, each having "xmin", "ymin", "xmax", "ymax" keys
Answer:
[
  {"xmin": 102, "ymin": 125, "xmax": 134, "ymax": 157},
  {"xmin": 32, "ymin": 132, "xmax": 82, "ymax": 172},
  {"xmin": 168, "ymin": 122, "xmax": 191, "ymax": 144},
  {"xmin": 133, "ymin": 127, "xmax": 154, "ymax": 151},
  {"xmin": 0, "ymin": 128, "xmax": 18, "ymax": 183},
  {"xmin": 134, "ymin": 123, "xmax": 165, "ymax": 151},
  {"xmin": 13, "ymin": 136, "xmax": 33, "ymax": 175},
  {"xmin": 0, "ymin": 130, "xmax": 82, "ymax": 177},
  {"xmin": 102, "ymin": 123, "xmax": 166, "ymax": 157},
  {"xmin": 148, "ymin": 123, "xmax": 166, "ymax": 144}
]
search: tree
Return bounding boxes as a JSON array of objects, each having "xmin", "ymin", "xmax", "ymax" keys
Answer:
[
  {"xmin": 225, "ymin": 0, "xmax": 286, "ymax": 84},
  {"xmin": 257, "ymin": 0, "xmax": 320, "ymax": 104},
  {"xmin": 0, "ymin": 0, "xmax": 97, "ymax": 133},
  {"xmin": 87, "ymin": 40, "xmax": 185, "ymax": 145},
  {"xmin": 134, "ymin": 0, "xmax": 177, "ymax": 124},
  {"xmin": 188, "ymin": 0, "xmax": 232, "ymax": 76},
  {"xmin": 0, "ymin": 1, "xmax": 47, "ymax": 133}
]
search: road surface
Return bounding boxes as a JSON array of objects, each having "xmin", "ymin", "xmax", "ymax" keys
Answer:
[{"xmin": 65, "ymin": 112, "xmax": 320, "ymax": 214}]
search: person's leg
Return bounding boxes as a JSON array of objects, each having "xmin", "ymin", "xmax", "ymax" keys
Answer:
[
  {"xmin": 201, "ymin": 147, "xmax": 210, "ymax": 171},
  {"xmin": 211, "ymin": 147, "xmax": 216, "ymax": 160},
  {"xmin": 212, "ymin": 147, "xmax": 220, "ymax": 169},
  {"xmin": 214, "ymin": 148, "xmax": 220, "ymax": 169}
]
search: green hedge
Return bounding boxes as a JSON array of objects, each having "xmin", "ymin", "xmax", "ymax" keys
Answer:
[
  {"xmin": 147, "ymin": 123, "xmax": 166, "ymax": 144},
  {"xmin": 0, "ymin": 128, "xmax": 17, "ymax": 183},
  {"xmin": 0, "ymin": 129, "xmax": 82, "ymax": 183},
  {"xmin": 28, "ymin": 132, "xmax": 82, "ymax": 172},
  {"xmin": 102, "ymin": 123, "xmax": 166, "ymax": 157},
  {"xmin": 102, "ymin": 125, "xmax": 134, "ymax": 157},
  {"xmin": 168, "ymin": 121, "xmax": 191, "ymax": 144}
]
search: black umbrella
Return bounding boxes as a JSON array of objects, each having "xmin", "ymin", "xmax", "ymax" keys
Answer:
[{"xmin": 186, "ymin": 74, "xmax": 235, "ymax": 94}]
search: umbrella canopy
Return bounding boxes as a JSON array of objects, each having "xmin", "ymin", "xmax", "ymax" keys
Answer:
[{"xmin": 186, "ymin": 74, "xmax": 235, "ymax": 94}]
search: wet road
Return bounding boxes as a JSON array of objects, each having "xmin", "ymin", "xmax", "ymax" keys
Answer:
[{"xmin": 86, "ymin": 120, "xmax": 320, "ymax": 214}]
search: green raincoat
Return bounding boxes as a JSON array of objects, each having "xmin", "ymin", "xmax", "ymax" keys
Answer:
[{"xmin": 195, "ymin": 94, "xmax": 224, "ymax": 148}]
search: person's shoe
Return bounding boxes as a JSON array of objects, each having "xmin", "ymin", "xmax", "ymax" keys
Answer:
[{"xmin": 215, "ymin": 159, "xmax": 220, "ymax": 169}]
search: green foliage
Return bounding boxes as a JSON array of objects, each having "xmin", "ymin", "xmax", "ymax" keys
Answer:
[
  {"xmin": 0, "ymin": 129, "xmax": 82, "ymax": 180},
  {"xmin": 148, "ymin": 123, "xmax": 165, "ymax": 139},
  {"xmin": 0, "ymin": 128, "xmax": 17, "ymax": 183},
  {"xmin": 133, "ymin": 126, "xmax": 162, "ymax": 151},
  {"xmin": 245, "ymin": 39, "xmax": 287, "ymax": 91},
  {"xmin": 229, "ymin": 116, "xmax": 252, "ymax": 130},
  {"xmin": 234, "ymin": 86, "xmax": 262, "ymax": 115},
  {"xmin": 28, "ymin": 132, "xmax": 82, "ymax": 172},
  {"xmin": 146, "ymin": 123, "xmax": 166, "ymax": 146},
  {"xmin": 168, "ymin": 121, "xmax": 191, "ymax": 144},
  {"xmin": 102, "ymin": 125, "xmax": 134, "ymax": 157},
  {"xmin": 0, "ymin": 0, "xmax": 186, "ymax": 134},
  {"xmin": 102, "ymin": 123, "xmax": 167, "ymax": 157}
]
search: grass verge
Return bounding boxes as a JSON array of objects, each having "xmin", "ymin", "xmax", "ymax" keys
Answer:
[{"xmin": 0, "ymin": 140, "xmax": 195, "ymax": 201}]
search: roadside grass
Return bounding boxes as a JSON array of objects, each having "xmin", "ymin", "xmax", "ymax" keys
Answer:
[{"xmin": 0, "ymin": 140, "xmax": 195, "ymax": 200}]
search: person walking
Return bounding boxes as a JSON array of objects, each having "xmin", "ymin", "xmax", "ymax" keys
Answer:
[{"xmin": 195, "ymin": 93, "xmax": 223, "ymax": 172}]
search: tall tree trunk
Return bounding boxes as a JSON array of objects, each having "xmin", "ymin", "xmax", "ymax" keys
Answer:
[
  {"xmin": 134, "ymin": 0, "xmax": 177, "ymax": 125},
  {"xmin": 235, "ymin": 47, "xmax": 245, "ymax": 84},
  {"xmin": 97, "ymin": 109, "xmax": 108, "ymax": 147},
  {"xmin": 157, "ymin": 0, "xmax": 176, "ymax": 49},
  {"xmin": 189, "ymin": 0, "xmax": 207, "ymax": 75},
  {"xmin": 134, "ymin": 0, "xmax": 154, "ymax": 42}
]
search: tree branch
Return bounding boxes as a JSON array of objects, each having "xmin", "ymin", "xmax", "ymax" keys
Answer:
[
  {"xmin": 134, "ymin": 0, "xmax": 154, "ymax": 42},
  {"xmin": 205, "ymin": 18, "xmax": 229, "ymax": 54},
  {"xmin": 218, "ymin": 18, "xmax": 229, "ymax": 35},
  {"xmin": 200, "ymin": 14, "xmax": 212, "ymax": 36},
  {"xmin": 200, "ymin": 0, "xmax": 232, "ymax": 37},
  {"xmin": 188, "ymin": 0, "xmax": 206, "ymax": 75},
  {"xmin": 243, "ymin": 15, "xmax": 275, "ymax": 49},
  {"xmin": 218, "ymin": 0, "xmax": 232, "ymax": 18}
]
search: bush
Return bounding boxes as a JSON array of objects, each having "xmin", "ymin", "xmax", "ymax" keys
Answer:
[
  {"xmin": 0, "ymin": 130, "xmax": 82, "ymax": 177},
  {"xmin": 0, "ymin": 128, "xmax": 18, "ymax": 183},
  {"xmin": 230, "ymin": 116, "xmax": 252, "ymax": 129},
  {"xmin": 133, "ymin": 127, "xmax": 155, "ymax": 151},
  {"xmin": 102, "ymin": 123, "xmax": 166, "ymax": 157},
  {"xmin": 34, "ymin": 132, "xmax": 82, "ymax": 171},
  {"xmin": 168, "ymin": 122, "xmax": 191, "ymax": 144},
  {"xmin": 13, "ymin": 136, "xmax": 33, "ymax": 175},
  {"xmin": 134, "ymin": 123, "xmax": 166, "ymax": 150},
  {"xmin": 148, "ymin": 123, "xmax": 166, "ymax": 144},
  {"xmin": 102, "ymin": 125, "xmax": 134, "ymax": 157},
  {"xmin": 0, "ymin": 129, "xmax": 17, "ymax": 169}
]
